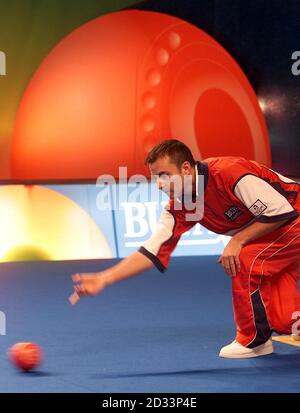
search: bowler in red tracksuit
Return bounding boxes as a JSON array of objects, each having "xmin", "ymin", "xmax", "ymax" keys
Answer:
[
  {"xmin": 72, "ymin": 140, "xmax": 300, "ymax": 358},
  {"xmin": 139, "ymin": 157, "xmax": 300, "ymax": 354}
]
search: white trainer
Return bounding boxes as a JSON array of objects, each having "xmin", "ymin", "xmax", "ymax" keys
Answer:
[{"xmin": 219, "ymin": 339, "xmax": 273, "ymax": 358}]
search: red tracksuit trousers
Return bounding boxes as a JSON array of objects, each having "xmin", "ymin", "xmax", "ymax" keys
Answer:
[{"xmin": 233, "ymin": 216, "xmax": 300, "ymax": 347}]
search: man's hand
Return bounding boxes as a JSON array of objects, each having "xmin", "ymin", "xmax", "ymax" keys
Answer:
[
  {"xmin": 71, "ymin": 272, "xmax": 107, "ymax": 300},
  {"xmin": 218, "ymin": 238, "xmax": 242, "ymax": 277},
  {"xmin": 217, "ymin": 217, "xmax": 292, "ymax": 277},
  {"xmin": 69, "ymin": 251, "xmax": 154, "ymax": 305}
]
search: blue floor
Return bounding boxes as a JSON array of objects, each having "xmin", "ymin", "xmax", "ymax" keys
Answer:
[{"xmin": 0, "ymin": 256, "xmax": 299, "ymax": 393}]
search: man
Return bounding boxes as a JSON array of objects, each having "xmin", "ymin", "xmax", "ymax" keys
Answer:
[{"xmin": 71, "ymin": 139, "xmax": 300, "ymax": 358}]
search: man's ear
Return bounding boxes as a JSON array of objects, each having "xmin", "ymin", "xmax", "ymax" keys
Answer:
[{"xmin": 181, "ymin": 161, "xmax": 192, "ymax": 175}]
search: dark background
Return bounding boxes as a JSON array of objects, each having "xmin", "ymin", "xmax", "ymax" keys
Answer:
[{"xmin": 135, "ymin": 0, "xmax": 300, "ymax": 177}]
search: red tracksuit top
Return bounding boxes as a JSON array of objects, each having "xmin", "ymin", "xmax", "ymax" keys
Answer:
[{"xmin": 139, "ymin": 157, "xmax": 300, "ymax": 272}]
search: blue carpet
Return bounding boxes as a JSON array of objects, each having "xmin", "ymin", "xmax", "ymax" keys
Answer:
[{"xmin": 0, "ymin": 256, "xmax": 299, "ymax": 392}]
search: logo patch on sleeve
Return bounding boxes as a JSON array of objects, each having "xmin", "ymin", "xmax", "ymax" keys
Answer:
[
  {"xmin": 249, "ymin": 199, "xmax": 267, "ymax": 216},
  {"xmin": 224, "ymin": 206, "xmax": 243, "ymax": 221}
]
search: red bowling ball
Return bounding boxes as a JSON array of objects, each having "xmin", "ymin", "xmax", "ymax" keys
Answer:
[{"xmin": 8, "ymin": 342, "xmax": 43, "ymax": 372}]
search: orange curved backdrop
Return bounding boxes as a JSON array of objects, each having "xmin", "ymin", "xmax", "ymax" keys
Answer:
[{"xmin": 12, "ymin": 10, "xmax": 270, "ymax": 179}]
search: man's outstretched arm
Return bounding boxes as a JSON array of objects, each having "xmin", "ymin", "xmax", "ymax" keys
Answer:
[
  {"xmin": 71, "ymin": 251, "xmax": 154, "ymax": 301},
  {"xmin": 70, "ymin": 206, "xmax": 190, "ymax": 304}
]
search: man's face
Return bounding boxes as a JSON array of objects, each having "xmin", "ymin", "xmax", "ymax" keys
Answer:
[{"xmin": 149, "ymin": 156, "xmax": 194, "ymax": 199}]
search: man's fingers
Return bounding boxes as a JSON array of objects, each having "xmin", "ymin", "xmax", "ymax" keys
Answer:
[
  {"xmin": 235, "ymin": 256, "xmax": 241, "ymax": 273},
  {"xmin": 222, "ymin": 256, "xmax": 237, "ymax": 277},
  {"xmin": 70, "ymin": 272, "xmax": 100, "ymax": 304},
  {"xmin": 72, "ymin": 273, "xmax": 98, "ymax": 282},
  {"xmin": 72, "ymin": 273, "xmax": 81, "ymax": 282},
  {"xmin": 74, "ymin": 285, "xmax": 86, "ymax": 295},
  {"xmin": 223, "ymin": 257, "xmax": 231, "ymax": 276},
  {"xmin": 229, "ymin": 257, "xmax": 236, "ymax": 277},
  {"xmin": 69, "ymin": 291, "xmax": 80, "ymax": 305},
  {"xmin": 219, "ymin": 255, "xmax": 241, "ymax": 277}
]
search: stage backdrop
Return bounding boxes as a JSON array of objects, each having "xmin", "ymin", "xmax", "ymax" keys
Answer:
[
  {"xmin": 0, "ymin": 183, "xmax": 230, "ymax": 262},
  {"xmin": 0, "ymin": 1, "xmax": 299, "ymax": 262}
]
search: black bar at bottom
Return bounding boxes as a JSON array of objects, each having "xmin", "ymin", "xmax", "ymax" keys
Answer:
[{"xmin": 0, "ymin": 393, "xmax": 295, "ymax": 409}]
